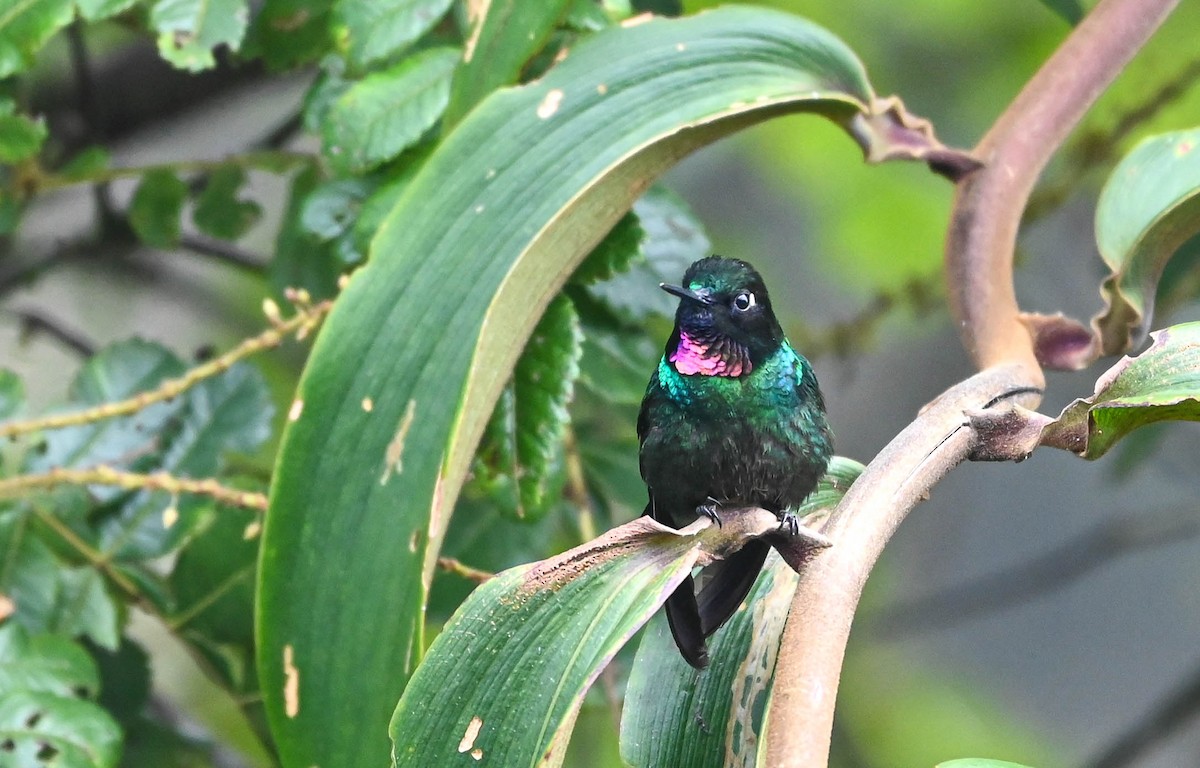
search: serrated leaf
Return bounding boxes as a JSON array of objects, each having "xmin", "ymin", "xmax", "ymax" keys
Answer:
[
  {"xmin": 1093, "ymin": 127, "xmax": 1200, "ymax": 355},
  {"xmin": 577, "ymin": 328, "xmax": 658, "ymax": 406},
  {"xmin": 1042, "ymin": 321, "xmax": 1200, "ymax": 458},
  {"xmin": 46, "ymin": 567, "xmax": 120, "ymax": 651},
  {"xmin": 76, "ymin": 0, "xmax": 139, "ymax": 21},
  {"xmin": 0, "ymin": 512, "xmax": 60, "ymax": 633},
  {"xmin": 245, "ymin": 0, "xmax": 334, "ymax": 70},
  {"xmin": 299, "ymin": 176, "xmax": 372, "ymax": 242},
  {"xmin": 259, "ymin": 9, "xmax": 883, "ymax": 767},
  {"xmin": 0, "ymin": 624, "xmax": 100, "ymax": 698},
  {"xmin": 0, "ymin": 99, "xmax": 47, "ymax": 163},
  {"xmin": 474, "ymin": 295, "xmax": 581, "ymax": 520},
  {"xmin": 620, "ymin": 458, "xmax": 861, "ymax": 768},
  {"xmin": 0, "ymin": 689, "xmax": 121, "ymax": 768},
  {"xmin": 29, "ymin": 339, "xmax": 186, "ymax": 474},
  {"xmin": 193, "ymin": 166, "xmax": 262, "ymax": 241},
  {"xmin": 443, "ymin": 0, "xmax": 573, "ymax": 128},
  {"xmin": 270, "ymin": 165, "xmax": 343, "ymax": 300},
  {"xmin": 588, "ymin": 185, "xmax": 711, "ymax": 321},
  {"xmin": 569, "ymin": 211, "xmax": 645, "ymax": 286},
  {"xmin": 390, "ymin": 511, "xmax": 781, "ymax": 767},
  {"xmin": 0, "ymin": 369, "xmax": 23, "ymax": 421},
  {"xmin": 322, "ymin": 46, "xmax": 459, "ymax": 174},
  {"xmin": 151, "ymin": 0, "xmax": 249, "ymax": 71},
  {"xmin": 335, "ymin": 0, "xmax": 453, "ymax": 69},
  {"xmin": 128, "ymin": 169, "xmax": 189, "ymax": 248},
  {"xmin": 0, "ymin": 0, "xmax": 73, "ymax": 78}
]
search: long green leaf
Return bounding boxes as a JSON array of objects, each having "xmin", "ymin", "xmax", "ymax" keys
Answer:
[
  {"xmin": 390, "ymin": 510, "xmax": 782, "ymax": 767},
  {"xmin": 335, "ymin": 0, "xmax": 453, "ymax": 69},
  {"xmin": 1093, "ymin": 127, "xmax": 1200, "ymax": 355},
  {"xmin": 258, "ymin": 9, "xmax": 880, "ymax": 767}
]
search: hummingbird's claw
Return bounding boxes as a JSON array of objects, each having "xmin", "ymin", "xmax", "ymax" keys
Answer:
[
  {"xmin": 698, "ymin": 497, "xmax": 723, "ymax": 528},
  {"xmin": 778, "ymin": 510, "xmax": 800, "ymax": 537}
]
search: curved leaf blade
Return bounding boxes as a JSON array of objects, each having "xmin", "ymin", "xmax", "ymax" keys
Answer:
[
  {"xmin": 1093, "ymin": 127, "xmax": 1200, "ymax": 355},
  {"xmin": 620, "ymin": 458, "xmax": 863, "ymax": 768},
  {"xmin": 390, "ymin": 510, "xmax": 781, "ymax": 767},
  {"xmin": 1042, "ymin": 321, "xmax": 1200, "ymax": 458},
  {"xmin": 258, "ymin": 9, "xmax": 877, "ymax": 767},
  {"xmin": 0, "ymin": 690, "xmax": 122, "ymax": 768}
]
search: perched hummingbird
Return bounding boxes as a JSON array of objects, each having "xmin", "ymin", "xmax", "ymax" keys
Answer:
[{"xmin": 638, "ymin": 256, "xmax": 833, "ymax": 668}]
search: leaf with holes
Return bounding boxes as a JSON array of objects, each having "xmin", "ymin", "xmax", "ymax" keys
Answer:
[
  {"xmin": 391, "ymin": 509, "xmax": 781, "ymax": 766},
  {"xmin": 1042, "ymin": 321, "xmax": 1200, "ymax": 458},
  {"xmin": 620, "ymin": 458, "xmax": 862, "ymax": 768},
  {"xmin": 0, "ymin": 99, "xmax": 47, "ymax": 163},
  {"xmin": 322, "ymin": 47, "xmax": 459, "ymax": 174},
  {"xmin": 258, "ymin": 9, "xmax": 914, "ymax": 767},
  {"xmin": 335, "ymin": 0, "xmax": 453, "ymax": 68},
  {"xmin": 151, "ymin": 0, "xmax": 250, "ymax": 71},
  {"xmin": 472, "ymin": 295, "xmax": 581, "ymax": 521},
  {"xmin": 442, "ymin": 0, "xmax": 573, "ymax": 128},
  {"xmin": 129, "ymin": 170, "xmax": 189, "ymax": 248},
  {"xmin": 0, "ymin": 690, "xmax": 121, "ymax": 767},
  {"xmin": 193, "ymin": 166, "xmax": 262, "ymax": 241},
  {"xmin": 0, "ymin": 624, "xmax": 100, "ymax": 699},
  {"xmin": 1093, "ymin": 128, "xmax": 1200, "ymax": 355}
]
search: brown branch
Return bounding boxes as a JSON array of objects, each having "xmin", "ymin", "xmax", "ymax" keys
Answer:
[
  {"xmin": 945, "ymin": 0, "xmax": 1178, "ymax": 374},
  {"xmin": 764, "ymin": 365, "xmax": 1039, "ymax": 765},
  {"xmin": 0, "ymin": 294, "xmax": 330, "ymax": 440},
  {"xmin": 0, "ymin": 466, "xmax": 269, "ymax": 511}
]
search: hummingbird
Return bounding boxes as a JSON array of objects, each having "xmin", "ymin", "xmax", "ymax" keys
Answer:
[{"xmin": 638, "ymin": 256, "xmax": 833, "ymax": 668}]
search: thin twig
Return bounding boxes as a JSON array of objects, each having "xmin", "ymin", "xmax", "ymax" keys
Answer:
[
  {"xmin": 0, "ymin": 295, "xmax": 331, "ymax": 440},
  {"xmin": 31, "ymin": 507, "xmax": 141, "ymax": 598},
  {"xmin": 563, "ymin": 428, "xmax": 598, "ymax": 542},
  {"xmin": 436, "ymin": 556, "xmax": 493, "ymax": 584},
  {"xmin": 177, "ymin": 233, "xmax": 268, "ymax": 273},
  {"xmin": 0, "ymin": 466, "xmax": 268, "ymax": 511},
  {"xmin": 866, "ymin": 508, "xmax": 1200, "ymax": 638},
  {"xmin": 4, "ymin": 308, "xmax": 96, "ymax": 356}
]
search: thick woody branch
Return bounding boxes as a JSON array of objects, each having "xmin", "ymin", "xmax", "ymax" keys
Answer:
[{"xmin": 946, "ymin": 0, "xmax": 1178, "ymax": 374}]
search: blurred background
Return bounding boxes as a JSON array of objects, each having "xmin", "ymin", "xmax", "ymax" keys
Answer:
[{"xmin": 3, "ymin": 0, "xmax": 1199, "ymax": 765}]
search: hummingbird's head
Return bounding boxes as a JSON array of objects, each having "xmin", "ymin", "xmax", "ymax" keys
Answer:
[{"xmin": 660, "ymin": 256, "xmax": 785, "ymax": 376}]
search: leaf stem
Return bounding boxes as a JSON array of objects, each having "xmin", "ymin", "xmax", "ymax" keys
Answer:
[
  {"xmin": 0, "ymin": 294, "xmax": 331, "ymax": 440},
  {"xmin": 1, "ymin": 466, "xmax": 269, "ymax": 511}
]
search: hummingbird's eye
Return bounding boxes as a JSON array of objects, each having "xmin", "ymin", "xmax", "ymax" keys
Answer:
[{"xmin": 732, "ymin": 292, "xmax": 755, "ymax": 312}]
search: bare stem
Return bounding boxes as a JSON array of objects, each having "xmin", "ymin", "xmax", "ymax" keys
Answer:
[
  {"xmin": 0, "ymin": 466, "xmax": 268, "ymax": 511},
  {"xmin": 0, "ymin": 295, "xmax": 331, "ymax": 440},
  {"xmin": 945, "ymin": 0, "xmax": 1178, "ymax": 373}
]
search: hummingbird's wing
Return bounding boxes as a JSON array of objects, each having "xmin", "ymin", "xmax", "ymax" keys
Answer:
[{"xmin": 664, "ymin": 574, "xmax": 709, "ymax": 669}]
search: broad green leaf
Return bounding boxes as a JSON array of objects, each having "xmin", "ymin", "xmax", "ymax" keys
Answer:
[
  {"xmin": 75, "ymin": 0, "xmax": 139, "ymax": 21},
  {"xmin": 0, "ymin": 690, "xmax": 121, "ymax": 767},
  {"xmin": 151, "ymin": 0, "xmax": 250, "ymax": 71},
  {"xmin": 128, "ymin": 169, "xmax": 189, "ymax": 248},
  {"xmin": 0, "ymin": 624, "xmax": 99, "ymax": 698},
  {"xmin": 193, "ymin": 166, "xmax": 262, "ymax": 240},
  {"xmin": 322, "ymin": 46, "xmax": 459, "ymax": 174},
  {"xmin": 620, "ymin": 458, "xmax": 861, "ymax": 768},
  {"xmin": 1042, "ymin": 321, "xmax": 1200, "ymax": 458},
  {"xmin": 0, "ymin": 369, "xmax": 22, "ymax": 421},
  {"xmin": 259, "ymin": 9, "xmax": 879, "ymax": 767},
  {"xmin": 588, "ymin": 185, "xmax": 711, "ymax": 322},
  {"xmin": 0, "ymin": 0, "xmax": 72, "ymax": 78},
  {"xmin": 0, "ymin": 99, "xmax": 47, "ymax": 163},
  {"xmin": 28, "ymin": 340, "xmax": 185, "ymax": 474},
  {"xmin": 245, "ymin": 0, "xmax": 334, "ymax": 69},
  {"xmin": 270, "ymin": 165, "xmax": 343, "ymax": 300},
  {"xmin": 936, "ymin": 761, "xmax": 1036, "ymax": 768},
  {"xmin": 473, "ymin": 295, "xmax": 581, "ymax": 520},
  {"xmin": 1093, "ymin": 127, "xmax": 1200, "ymax": 355},
  {"xmin": 0, "ymin": 512, "xmax": 59, "ymax": 633},
  {"xmin": 334, "ymin": 0, "xmax": 453, "ymax": 69},
  {"xmin": 299, "ymin": 176, "xmax": 372, "ymax": 244},
  {"xmin": 390, "ymin": 511, "xmax": 780, "ymax": 767},
  {"xmin": 442, "ymin": 0, "xmax": 573, "ymax": 128}
]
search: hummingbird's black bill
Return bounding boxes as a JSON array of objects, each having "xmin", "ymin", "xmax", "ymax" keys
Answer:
[{"xmin": 659, "ymin": 283, "xmax": 713, "ymax": 305}]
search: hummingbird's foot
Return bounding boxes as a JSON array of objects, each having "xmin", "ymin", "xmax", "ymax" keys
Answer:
[
  {"xmin": 777, "ymin": 510, "xmax": 800, "ymax": 537},
  {"xmin": 697, "ymin": 497, "xmax": 723, "ymax": 528}
]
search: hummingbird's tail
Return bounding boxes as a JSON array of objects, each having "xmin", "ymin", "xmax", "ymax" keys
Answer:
[{"xmin": 696, "ymin": 537, "xmax": 770, "ymax": 637}]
